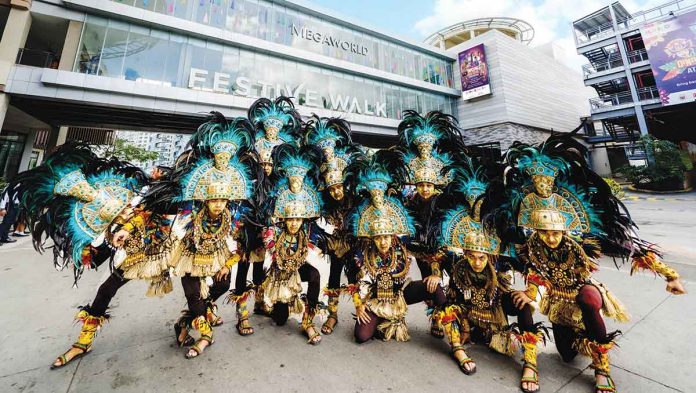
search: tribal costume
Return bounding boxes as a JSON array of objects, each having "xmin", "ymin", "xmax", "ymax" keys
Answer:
[
  {"xmin": 431, "ymin": 160, "xmax": 543, "ymax": 391},
  {"xmin": 345, "ymin": 151, "xmax": 446, "ymax": 343},
  {"xmin": 259, "ymin": 143, "xmax": 326, "ymax": 344},
  {"xmin": 7, "ymin": 143, "xmax": 155, "ymax": 369},
  {"xmin": 233, "ymin": 97, "xmax": 302, "ymax": 321},
  {"xmin": 154, "ymin": 113, "xmax": 257, "ymax": 358},
  {"xmin": 397, "ymin": 110, "xmax": 465, "ymax": 338},
  {"xmin": 305, "ymin": 114, "xmax": 361, "ymax": 335},
  {"xmin": 484, "ymin": 132, "xmax": 686, "ymax": 393}
]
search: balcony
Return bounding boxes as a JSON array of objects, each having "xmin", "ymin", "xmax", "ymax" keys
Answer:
[
  {"xmin": 637, "ymin": 86, "xmax": 659, "ymax": 101},
  {"xmin": 627, "ymin": 48, "xmax": 649, "ymax": 64},
  {"xmin": 582, "ymin": 55, "xmax": 624, "ymax": 78},
  {"xmin": 624, "ymin": 0, "xmax": 696, "ymax": 28},
  {"xmin": 16, "ymin": 48, "xmax": 59, "ymax": 69},
  {"xmin": 575, "ymin": 22, "xmax": 615, "ymax": 45},
  {"xmin": 589, "ymin": 91, "xmax": 634, "ymax": 112}
]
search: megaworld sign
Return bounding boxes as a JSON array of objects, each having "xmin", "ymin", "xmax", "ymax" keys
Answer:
[
  {"xmin": 188, "ymin": 68, "xmax": 387, "ymax": 117},
  {"xmin": 290, "ymin": 24, "xmax": 369, "ymax": 57}
]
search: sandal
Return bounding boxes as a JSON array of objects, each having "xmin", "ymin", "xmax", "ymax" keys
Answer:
[
  {"xmin": 594, "ymin": 371, "xmax": 616, "ymax": 393},
  {"xmin": 185, "ymin": 336, "xmax": 214, "ymax": 359},
  {"xmin": 206, "ymin": 303, "xmax": 224, "ymax": 327},
  {"xmin": 235, "ymin": 318, "xmax": 255, "ymax": 336},
  {"xmin": 321, "ymin": 315, "xmax": 338, "ymax": 335},
  {"xmin": 431, "ymin": 319, "xmax": 445, "ymax": 339},
  {"xmin": 174, "ymin": 322, "xmax": 195, "ymax": 347},
  {"xmin": 50, "ymin": 343, "xmax": 91, "ymax": 369},
  {"xmin": 520, "ymin": 363, "xmax": 540, "ymax": 393},
  {"xmin": 303, "ymin": 325, "xmax": 322, "ymax": 345},
  {"xmin": 452, "ymin": 345, "xmax": 476, "ymax": 375}
]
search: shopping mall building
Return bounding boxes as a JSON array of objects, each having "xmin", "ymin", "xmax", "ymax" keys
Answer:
[{"xmin": 0, "ymin": 0, "xmax": 590, "ymax": 180}]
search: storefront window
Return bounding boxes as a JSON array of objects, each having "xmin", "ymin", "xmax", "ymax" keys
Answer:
[
  {"xmin": 75, "ymin": 18, "xmax": 454, "ymax": 120},
  {"xmin": 0, "ymin": 132, "xmax": 26, "ymax": 182},
  {"xmin": 107, "ymin": 0, "xmax": 454, "ymax": 88}
]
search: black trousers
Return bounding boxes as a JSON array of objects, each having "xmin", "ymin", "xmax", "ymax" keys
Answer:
[
  {"xmin": 87, "ymin": 269, "xmax": 130, "ymax": 317},
  {"xmin": 0, "ymin": 204, "xmax": 19, "ymax": 241},
  {"xmin": 181, "ymin": 274, "xmax": 231, "ymax": 318},
  {"xmin": 271, "ymin": 263, "xmax": 321, "ymax": 326},
  {"xmin": 327, "ymin": 253, "xmax": 346, "ymax": 290},
  {"xmin": 354, "ymin": 280, "xmax": 446, "ymax": 343},
  {"xmin": 234, "ymin": 261, "xmax": 266, "ymax": 295}
]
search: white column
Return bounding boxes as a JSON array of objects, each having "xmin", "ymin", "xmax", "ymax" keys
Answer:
[{"xmin": 590, "ymin": 147, "xmax": 612, "ymax": 177}]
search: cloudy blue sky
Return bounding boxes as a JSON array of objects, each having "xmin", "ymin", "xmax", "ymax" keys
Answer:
[{"xmin": 309, "ymin": 0, "xmax": 669, "ymax": 68}]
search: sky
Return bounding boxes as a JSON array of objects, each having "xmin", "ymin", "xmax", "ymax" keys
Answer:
[{"xmin": 309, "ymin": 0, "xmax": 670, "ymax": 69}]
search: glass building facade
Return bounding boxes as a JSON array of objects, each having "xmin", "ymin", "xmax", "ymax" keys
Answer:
[
  {"xmin": 74, "ymin": 16, "xmax": 455, "ymax": 120},
  {"xmin": 110, "ymin": 0, "xmax": 453, "ymax": 88}
]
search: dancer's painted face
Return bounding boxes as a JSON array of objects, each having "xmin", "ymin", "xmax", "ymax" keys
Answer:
[
  {"xmin": 538, "ymin": 229, "xmax": 563, "ymax": 249},
  {"xmin": 465, "ymin": 250, "xmax": 488, "ymax": 273},
  {"xmin": 206, "ymin": 199, "xmax": 228, "ymax": 218},
  {"xmin": 261, "ymin": 162, "xmax": 273, "ymax": 176},
  {"xmin": 373, "ymin": 234, "xmax": 393, "ymax": 254},
  {"xmin": 213, "ymin": 152, "xmax": 231, "ymax": 170},
  {"xmin": 285, "ymin": 217, "xmax": 303, "ymax": 235},
  {"xmin": 416, "ymin": 182, "xmax": 435, "ymax": 200},
  {"xmin": 289, "ymin": 176, "xmax": 303, "ymax": 193},
  {"xmin": 328, "ymin": 184, "xmax": 344, "ymax": 201},
  {"xmin": 532, "ymin": 175, "xmax": 554, "ymax": 198}
]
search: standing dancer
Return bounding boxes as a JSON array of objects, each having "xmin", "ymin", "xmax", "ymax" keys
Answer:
[
  {"xmin": 397, "ymin": 110, "xmax": 465, "ymax": 338},
  {"xmin": 230, "ymin": 97, "xmax": 303, "ymax": 326},
  {"xmin": 304, "ymin": 114, "xmax": 361, "ymax": 335}
]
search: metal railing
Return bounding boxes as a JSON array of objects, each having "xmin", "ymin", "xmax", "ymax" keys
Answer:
[
  {"xmin": 637, "ymin": 86, "xmax": 660, "ymax": 101},
  {"xmin": 625, "ymin": 0, "xmax": 696, "ymax": 27},
  {"xmin": 582, "ymin": 54, "xmax": 624, "ymax": 77},
  {"xmin": 16, "ymin": 48, "xmax": 59, "ymax": 69},
  {"xmin": 627, "ymin": 48, "xmax": 649, "ymax": 64},
  {"xmin": 575, "ymin": 0, "xmax": 696, "ymax": 46},
  {"xmin": 575, "ymin": 22, "xmax": 615, "ymax": 45},
  {"xmin": 589, "ymin": 91, "xmax": 634, "ymax": 110}
]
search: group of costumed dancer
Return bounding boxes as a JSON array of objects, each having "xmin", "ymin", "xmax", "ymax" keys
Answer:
[{"xmin": 7, "ymin": 96, "xmax": 686, "ymax": 393}]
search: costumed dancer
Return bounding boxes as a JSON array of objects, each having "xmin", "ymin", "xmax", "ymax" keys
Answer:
[
  {"xmin": 344, "ymin": 150, "xmax": 446, "ymax": 343},
  {"xmin": 431, "ymin": 157, "xmax": 543, "ymax": 392},
  {"xmin": 304, "ymin": 114, "xmax": 361, "ymax": 335},
  {"xmin": 8, "ymin": 144, "xmax": 159, "ymax": 369},
  {"xmin": 397, "ymin": 110, "xmax": 465, "ymax": 339},
  {"xmin": 231, "ymin": 96, "xmax": 303, "ymax": 322},
  {"xmin": 157, "ymin": 114, "xmax": 257, "ymax": 358},
  {"xmin": 260, "ymin": 143, "xmax": 326, "ymax": 344},
  {"xmin": 485, "ymin": 133, "xmax": 686, "ymax": 393}
]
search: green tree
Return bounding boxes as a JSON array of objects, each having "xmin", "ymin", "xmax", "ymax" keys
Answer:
[
  {"xmin": 101, "ymin": 138, "xmax": 160, "ymax": 164},
  {"xmin": 618, "ymin": 135, "xmax": 688, "ymax": 191}
]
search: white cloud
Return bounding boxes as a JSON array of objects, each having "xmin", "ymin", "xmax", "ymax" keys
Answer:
[{"xmin": 414, "ymin": 0, "xmax": 668, "ymax": 69}]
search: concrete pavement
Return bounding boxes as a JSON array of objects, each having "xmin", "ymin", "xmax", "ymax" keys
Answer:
[{"xmin": 0, "ymin": 194, "xmax": 695, "ymax": 392}]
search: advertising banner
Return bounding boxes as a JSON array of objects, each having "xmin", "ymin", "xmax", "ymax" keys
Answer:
[
  {"xmin": 458, "ymin": 44, "xmax": 491, "ymax": 100},
  {"xmin": 641, "ymin": 10, "xmax": 696, "ymax": 106}
]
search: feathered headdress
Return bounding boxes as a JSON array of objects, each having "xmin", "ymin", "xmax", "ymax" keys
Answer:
[
  {"xmin": 268, "ymin": 143, "xmax": 323, "ymax": 219},
  {"xmin": 248, "ymin": 96, "xmax": 302, "ymax": 138},
  {"xmin": 304, "ymin": 114, "xmax": 352, "ymax": 151},
  {"xmin": 189, "ymin": 112, "xmax": 255, "ymax": 158},
  {"xmin": 397, "ymin": 110, "xmax": 464, "ymax": 152}
]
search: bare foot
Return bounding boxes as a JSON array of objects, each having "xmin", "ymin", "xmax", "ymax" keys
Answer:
[
  {"xmin": 186, "ymin": 339, "xmax": 211, "ymax": 358},
  {"xmin": 305, "ymin": 325, "xmax": 322, "ymax": 344},
  {"xmin": 52, "ymin": 346, "xmax": 87, "ymax": 368},
  {"xmin": 453, "ymin": 347, "xmax": 476, "ymax": 374},
  {"xmin": 521, "ymin": 365, "xmax": 539, "ymax": 392}
]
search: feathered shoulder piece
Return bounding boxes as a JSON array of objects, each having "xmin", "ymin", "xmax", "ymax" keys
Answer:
[
  {"xmin": 304, "ymin": 114, "xmax": 352, "ymax": 150},
  {"xmin": 189, "ymin": 112, "xmax": 255, "ymax": 158},
  {"xmin": 248, "ymin": 96, "xmax": 302, "ymax": 138},
  {"xmin": 9, "ymin": 143, "xmax": 145, "ymax": 276}
]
